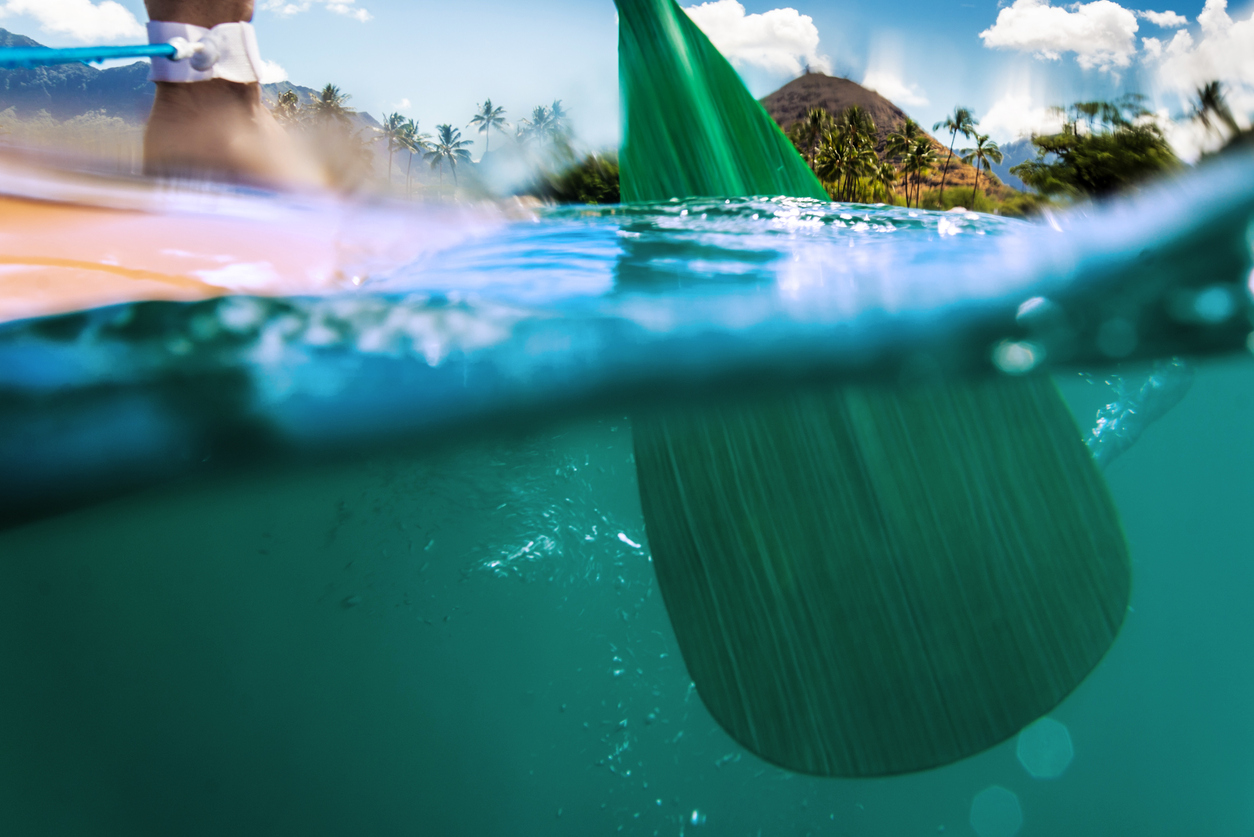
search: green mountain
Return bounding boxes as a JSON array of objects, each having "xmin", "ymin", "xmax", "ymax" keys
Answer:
[{"xmin": 0, "ymin": 29, "xmax": 153, "ymax": 122}]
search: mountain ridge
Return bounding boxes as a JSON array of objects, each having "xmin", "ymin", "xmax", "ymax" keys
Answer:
[
  {"xmin": 0, "ymin": 29, "xmax": 154, "ymax": 122},
  {"xmin": 0, "ymin": 29, "xmax": 379, "ymax": 130}
]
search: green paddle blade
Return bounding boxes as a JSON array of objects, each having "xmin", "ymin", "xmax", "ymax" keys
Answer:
[
  {"xmin": 616, "ymin": 0, "xmax": 1131, "ymax": 776},
  {"xmin": 633, "ymin": 381, "xmax": 1130, "ymax": 776},
  {"xmin": 616, "ymin": 0, "xmax": 827, "ymax": 202}
]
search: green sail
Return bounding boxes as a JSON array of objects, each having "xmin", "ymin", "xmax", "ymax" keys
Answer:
[{"xmin": 617, "ymin": 0, "xmax": 1131, "ymax": 776}]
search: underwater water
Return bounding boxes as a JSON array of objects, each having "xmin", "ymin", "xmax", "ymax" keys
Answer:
[{"xmin": 0, "ymin": 155, "xmax": 1253, "ymax": 834}]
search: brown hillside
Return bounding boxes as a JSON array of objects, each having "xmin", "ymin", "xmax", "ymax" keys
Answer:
[
  {"xmin": 763, "ymin": 73, "xmax": 908, "ymax": 144},
  {"xmin": 761, "ymin": 72, "xmax": 1011, "ymax": 197}
]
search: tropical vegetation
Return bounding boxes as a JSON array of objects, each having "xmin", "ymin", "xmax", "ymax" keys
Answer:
[
  {"xmin": 260, "ymin": 85, "xmax": 589, "ymax": 196},
  {"xmin": 518, "ymin": 100, "xmax": 571, "ymax": 148},
  {"xmin": 468, "ymin": 99, "xmax": 509, "ymax": 155},
  {"xmin": 263, "ymin": 83, "xmax": 374, "ymax": 188},
  {"xmin": 812, "ymin": 105, "xmax": 880, "ymax": 202},
  {"xmin": 0, "ymin": 107, "xmax": 142, "ymax": 173},
  {"xmin": 273, "ymin": 90, "xmax": 301, "ymax": 125},
  {"xmin": 933, "ymin": 106, "xmax": 975, "ymax": 204},
  {"xmin": 308, "ymin": 84, "xmax": 356, "ymax": 124},
  {"xmin": 1010, "ymin": 95, "xmax": 1177, "ymax": 199},
  {"xmin": 960, "ymin": 133, "xmax": 1002, "ymax": 204},
  {"xmin": 788, "ymin": 106, "xmax": 831, "ymax": 167},
  {"xmin": 399, "ymin": 118, "xmax": 432, "ymax": 197},
  {"xmin": 255, "ymin": 81, "xmax": 1065, "ymax": 211},
  {"xmin": 1191, "ymin": 80, "xmax": 1252, "ymax": 155},
  {"xmin": 377, "ymin": 112, "xmax": 410, "ymax": 180},
  {"xmin": 536, "ymin": 152, "xmax": 620, "ymax": 204},
  {"xmin": 788, "ymin": 107, "xmax": 983, "ymax": 210},
  {"xmin": 781, "ymin": 91, "xmax": 1215, "ymax": 215},
  {"xmin": 425, "ymin": 124, "xmax": 474, "ymax": 184}
]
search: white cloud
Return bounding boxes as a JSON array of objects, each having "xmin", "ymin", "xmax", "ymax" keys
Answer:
[
  {"xmin": 1149, "ymin": 0, "xmax": 1254, "ymax": 96},
  {"xmin": 860, "ymin": 39, "xmax": 927, "ymax": 108},
  {"xmin": 0, "ymin": 0, "xmax": 143, "ymax": 43},
  {"xmin": 980, "ymin": 92, "xmax": 1068, "ymax": 141},
  {"xmin": 1158, "ymin": 105, "xmax": 1220, "ymax": 160},
  {"xmin": 258, "ymin": 0, "xmax": 372, "ymax": 22},
  {"xmin": 683, "ymin": 0, "xmax": 832, "ymax": 79},
  {"xmin": 861, "ymin": 68, "xmax": 928, "ymax": 107},
  {"xmin": 259, "ymin": 59, "xmax": 288, "ymax": 84},
  {"xmin": 979, "ymin": 0, "xmax": 1140, "ymax": 71},
  {"xmin": 1138, "ymin": 9, "xmax": 1188, "ymax": 27},
  {"xmin": 391, "ymin": 98, "xmax": 414, "ymax": 114},
  {"xmin": 977, "ymin": 66, "xmax": 1066, "ymax": 143},
  {"xmin": 1143, "ymin": 0, "xmax": 1254, "ymax": 155}
]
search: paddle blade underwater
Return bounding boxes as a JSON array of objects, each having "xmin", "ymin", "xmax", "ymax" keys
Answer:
[{"xmin": 615, "ymin": 0, "xmax": 1131, "ymax": 776}]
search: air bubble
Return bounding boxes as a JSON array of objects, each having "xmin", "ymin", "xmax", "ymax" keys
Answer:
[
  {"xmin": 1016, "ymin": 717, "xmax": 1074, "ymax": 779},
  {"xmin": 970, "ymin": 786, "xmax": 1022, "ymax": 837},
  {"xmin": 1014, "ymin": 295, "xmax": 1068, "ymax": 329},
  {"xmin": 993, "ymin": 340, "xmax": 1045, "ymax": 375},
  {"xmin": 1192, "ymin": 286, "xmax": 1236, "ymax": 323}
]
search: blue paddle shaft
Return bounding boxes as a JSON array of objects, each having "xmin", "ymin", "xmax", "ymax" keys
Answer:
[{"xmin": 0, "ymin": 44, "xmax": 177, "ymax": 69}]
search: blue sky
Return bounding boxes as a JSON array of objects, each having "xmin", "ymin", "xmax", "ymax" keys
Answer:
[{"xmin": 1, "ymin": 0, "xmax": 1250, "ymax": 158}]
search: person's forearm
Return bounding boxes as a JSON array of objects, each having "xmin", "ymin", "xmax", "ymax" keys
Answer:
[{"xmin": 145, "ymin": 0, "xmax": 253, "ymax": 26}]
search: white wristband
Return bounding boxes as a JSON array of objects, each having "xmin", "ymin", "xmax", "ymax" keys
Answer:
[{"xmin": 148, "ymin": 21, "xmax": 265, "ymax": 84}]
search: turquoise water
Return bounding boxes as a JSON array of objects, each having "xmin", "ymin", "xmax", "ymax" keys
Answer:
[
  {"xmin": 1, "ymin": 154, "xmax": 1253, "ymax": 834},
  {"xmin": 3, "ymin": 367, "xmax": 1254, "ymax": 836}
]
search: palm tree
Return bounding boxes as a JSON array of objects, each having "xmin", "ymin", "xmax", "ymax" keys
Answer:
[
  {"xmin": 901, "ymin": 138, "xmax": 938, "ymax": 208},
  {"xmin": 401, "ymin": 118, "xmax": 431, "ymax": 198},
  {"xmin": 933, "ymin": 106, "xmax": 975, "ymax": 205},
  {"xmin": 787, "ymin": 106, "xmax": 832, "ymax": 166},
  {"xmin": 885, "ymin": 118, "xmax": 925, "ymax": 205},
  {"xmin": 425, "ymin": 123, "xmax": 473, "ymax": 185},
  {"xmin": 468, "ymin": 99, "xmax": 509, "ymax": 156},
  {"xmin": 377, "ymin": 112, "xmax": 409, "ymax": 182},
  {"xmin": 272, "ymin": 89, "xmax": 301, "ymax": 125},
  {"xmin": 885, "ymin": 117, "xmax": 924, "ymax": 161},
  {"xmin": 517, "ymin": 101, "xmax": 572, "ymax": 148},
  {"xmin": 519, "ymin": 105, "xmax": 552, "ymax": 146},
  {"xmin": 838, "ymin": 106, "xmax": 877, "ymax": 201},
  {"xmin": 870, "ymin": 161, "xmax": 898, "ymax": 203},
  {"xmin": 812, "ymin": 106, "xmax": 879, "ymax": 202},
  {"xmin": 309, "ymin": 84, "xmax": 356, "ymax": 125},
  {"xmin": 814, "ymin": 135, "xmax": 851, "ymax": 196},
  {"xmin": 1193, "ymin": 81, "xmax": 1240, "ymax": 139},
  {"xmin": 840, "ymin": 105, "xmax": 876, "ymax": 140},
  {"xmin": 549, "ymin": 100, "xmax": 570, "ymax": 141},
  {"xmin": 960, "ymin": 133, "xmax": 1003, "ymax": 205}
]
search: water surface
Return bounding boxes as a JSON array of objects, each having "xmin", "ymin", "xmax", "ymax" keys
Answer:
[{"xmin": 0, "ymin": 154, "xmax": 1253, "ymax": 835}]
